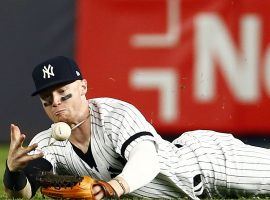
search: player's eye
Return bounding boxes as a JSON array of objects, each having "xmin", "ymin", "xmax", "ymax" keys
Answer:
[
  {"xmin": 57, "ymin": 86, "xmax": 68, "ymax": 94},
  {"xmin": 41, "ymin": 96, "xmax": 53, "ymax": 107},
  {"xmin": 58, "ymin": 89, "xmax": 65, "ymax": 94},
  {"xmin": 39, "ymin": 92, "xmax": 52, "ymax": 106},
  {"xmin": 43, "ymin": 101, "xmax": 52, "ymax": 107}
]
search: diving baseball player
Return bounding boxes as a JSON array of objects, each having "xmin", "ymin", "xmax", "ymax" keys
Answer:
[{"xmin": 4, "ymin": 56, "xmax": 270, "ymax": 199}]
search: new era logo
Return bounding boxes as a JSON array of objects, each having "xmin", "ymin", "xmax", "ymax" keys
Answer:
[{"xmin": 43, "ymin": 64, "xmax": 55, "ymax": 79}]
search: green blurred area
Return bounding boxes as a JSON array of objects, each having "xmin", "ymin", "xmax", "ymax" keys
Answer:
[{"xmin": 0, "ymin": 144, "xmax": 8, "ymax": 199}]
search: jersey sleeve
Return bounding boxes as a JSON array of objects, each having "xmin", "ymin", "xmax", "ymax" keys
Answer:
[{"xmin": 104, "ymin": 100, "xmax": 158, "ymax": 160}]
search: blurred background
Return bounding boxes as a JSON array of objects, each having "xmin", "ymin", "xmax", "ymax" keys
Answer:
[{"xmin": 1, "ymin": 0, "xmax": 270, "ymax": 147}]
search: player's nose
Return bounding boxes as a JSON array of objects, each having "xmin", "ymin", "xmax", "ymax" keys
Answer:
[{"xmin": 51, "ymin": 92, "xmax": 62, "ymax": 106}]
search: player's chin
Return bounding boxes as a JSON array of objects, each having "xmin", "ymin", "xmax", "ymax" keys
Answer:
[{"xmin": 54, "ymin": 115, "xmax": 69, "ymax": 123}]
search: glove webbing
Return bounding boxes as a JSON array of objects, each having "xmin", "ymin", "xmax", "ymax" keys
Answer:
[{"xmin": 36, "ymin": 172, "xmax": 83, "ymax": 188}]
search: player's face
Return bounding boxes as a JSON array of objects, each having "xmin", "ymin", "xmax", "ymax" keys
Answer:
[{"xmin": 39, "ymin": 80, "xmax": 88, "ymax": 124}]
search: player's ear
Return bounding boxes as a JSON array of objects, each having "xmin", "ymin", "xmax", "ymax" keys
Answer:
[{"xmin": 80, "ymin": 79, "xmax": 88, "ymax": 95}]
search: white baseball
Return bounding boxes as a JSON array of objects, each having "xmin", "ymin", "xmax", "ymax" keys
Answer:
[{"xmin": 51, "ymin": 122, "xmax": 71, "ymax": 141}]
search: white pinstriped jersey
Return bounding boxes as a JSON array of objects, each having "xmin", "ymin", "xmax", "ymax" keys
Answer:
[{"xmin": 30, "ymin": 98, "xmax": 270, "ymax": 199}]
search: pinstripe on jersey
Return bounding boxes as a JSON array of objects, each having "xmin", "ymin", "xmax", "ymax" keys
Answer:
[{"xmin": 29, "ymin": 98, "xmax": 270, "ymax": 199}]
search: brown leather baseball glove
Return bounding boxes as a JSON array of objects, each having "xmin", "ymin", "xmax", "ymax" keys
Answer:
[{"xmin": 36, "ymin": 172, "xmax": 118, "ymax": 199}]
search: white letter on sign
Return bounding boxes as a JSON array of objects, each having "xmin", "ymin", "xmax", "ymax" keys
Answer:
[
  {"xmin": 264, "ymin": 45, "xmax": 270, "ymax": 96},
  {"xmin": 130, "ymin": 0, "xmax": 180, "ymax": 48},
  {"xmin": 194, "ymin": 14, "xmax": 261, "ymax": 103},
  {"xmin": 130, "ymin": 68, "xmax": 178, "ymax": 123}
]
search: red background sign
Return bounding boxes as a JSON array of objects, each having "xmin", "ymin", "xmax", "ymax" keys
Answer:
[{"xmin": 76, "ymin": 0, "xmax": 270, "ymax": 135}]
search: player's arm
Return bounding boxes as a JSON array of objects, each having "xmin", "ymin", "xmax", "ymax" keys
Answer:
[
  {"xmin": 114, "ymin": 140, "xmax": 160, "ymax": 193},
  {"xmin": 4, "ymin": 158, "xmax": 53, "ymax": 199},
  {"xmin": 4, "ymin": 169, "xmax": 32, "ymax": 199},
  {"xmin": 93, "ymin": 140, "xmax": 160, "ymax": 199},
  {"xmin": 3, "ymin": 124, "xmax": 45, "ymax": 199}
]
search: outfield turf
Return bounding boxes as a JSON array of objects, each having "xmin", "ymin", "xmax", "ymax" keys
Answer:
[
  {"xmin": 0, "ymin": 144, "xmax": 9, "ymax": 199},
  {"xmin": 0, "ymin": 144, "xmax": 8, "ymax": 198}
]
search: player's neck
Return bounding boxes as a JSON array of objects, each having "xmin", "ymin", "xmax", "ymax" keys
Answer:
[{"xmin": 69, "ymin": 120, "xmax": 91, "ymax": 153}]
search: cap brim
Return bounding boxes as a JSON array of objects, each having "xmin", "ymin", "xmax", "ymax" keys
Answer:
[{"xmin": 31, "ymin": 78, "xmax": 79, "ymax": 96}]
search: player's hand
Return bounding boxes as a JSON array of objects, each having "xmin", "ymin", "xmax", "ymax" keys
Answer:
[
  {"xmin": 7, "ymin": 124, "xmax": 44, "ymax": 172},
  {"xmin": 93, "ymin": 180, "xmax": 123, "ymax": 200},
  {"xmin": 92, "ymin": 185, "xmax": 105, "ymax": 200}
]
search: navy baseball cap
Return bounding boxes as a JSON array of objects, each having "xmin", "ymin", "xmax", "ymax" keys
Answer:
[{"xmin": 31, "ymin": 56, "xmax": 83, "ymax": 96}]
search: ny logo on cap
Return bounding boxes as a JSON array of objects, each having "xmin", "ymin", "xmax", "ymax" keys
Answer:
[{"xmin": 43, "ymin": 64, "xmax": 55, "ymax": 79}]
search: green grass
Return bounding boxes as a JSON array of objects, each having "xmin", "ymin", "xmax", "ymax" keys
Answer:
[{"xmin": 0, "ymin": 144, "xmax": 8, "ymax": 199}]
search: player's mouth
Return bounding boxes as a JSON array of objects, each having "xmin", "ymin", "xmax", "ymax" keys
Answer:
[{"xmin": 54, "ymin": 109, "xmax": 66, "ymax": 116}]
